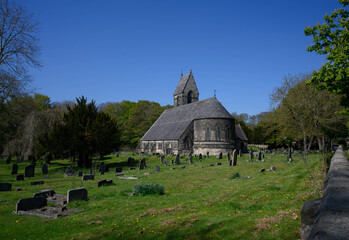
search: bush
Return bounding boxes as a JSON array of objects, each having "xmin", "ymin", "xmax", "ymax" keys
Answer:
[
  {"xmin": 230, "ymin": 172, "xmax": 240, "ymax": 179},
  {"xmin": 133, "ymin": 182, "xmax": 165, "ymax": 196}
]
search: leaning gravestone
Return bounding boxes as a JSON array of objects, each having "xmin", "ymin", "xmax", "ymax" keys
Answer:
[
  {"xmin": 42, "ymin": 164, "xmax": 48, "ymax": 175},
  {"xmin": 163, "ymin": 159, "xmax": 169, "ymax": 167},
  {"xmin": 139, "ymin": 158, "xmax": 146, "ymax": 170},
  {"xmin": 219, "ymin": 152, "xmax": 223, "ymax": 159},
  {"xmin": 0, "ymin": 183, "xmax": 12, "ymax": 191},
  {"xmin": 155, "ymin": 166, "xmax": 160, "ymax": 172},
  {"xmin": 175, "ymin": 155, "xmax": 180, "ymax": 165},
  {"xmin": 67, "ymin": 188, "xmax": 88, "ymax": 203},
  {"xmin": 65, "ymin": 167, "xmax": 75, "ymax": 177},
  {"xmin": 232, "ymin": 150, "xmax": 238, "ymax": 166},
  {"xmin": 11, "ymin": 164, "xmax": 18, "ymax": 175},
  {"xmin": 25, "ymin": 164, "xmax": 35, "ymax": 177}
]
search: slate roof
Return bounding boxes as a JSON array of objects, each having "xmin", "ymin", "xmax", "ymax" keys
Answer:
[
  {"xmin": 141, "ymin": 97, "xmax": 233, "ymax": 141},
  {"xmin": 235, "ymin": 124, "xmax": 248, "ymax": 141},
  {"xmin": 173, "ymin": 73, "xmax": 191, "ymax": 95}
]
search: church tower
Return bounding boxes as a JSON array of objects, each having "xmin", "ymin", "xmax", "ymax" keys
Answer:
[{"xmin": 173, "ymin": 70, "xmax": 199, "ymax": 107}]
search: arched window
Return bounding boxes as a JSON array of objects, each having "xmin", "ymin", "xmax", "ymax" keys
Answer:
[
  {"xmin": 215, "ymin": 126, "xmax": 221, "ymax": 141},
  {"xmin": 225, "ymin": 125, "xmax": 231, "ymax": 140},
  {"xmin": 187, "ymin": 91, "xmax": 193, "ymax": 103},
  {"xmin": 205, "ymin": 125, "xmax": 211, "ymax": 141}
]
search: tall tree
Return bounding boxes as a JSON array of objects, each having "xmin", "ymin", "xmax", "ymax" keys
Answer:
[
  {"xmin": 305, "ymin": 0, "xmax": 349, "ymax": 109},
  {"xmin": 0, "ymin": 0, "xmax": 41, "ymax": 104}
]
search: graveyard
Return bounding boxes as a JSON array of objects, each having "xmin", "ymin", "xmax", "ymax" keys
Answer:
[{"xmin": 0, "ymin": 151, "xmax": 324, "ymax": 239}]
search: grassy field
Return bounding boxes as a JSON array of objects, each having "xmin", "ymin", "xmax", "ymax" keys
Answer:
[{"xmin": 0, "ymin": 152, "xmax": 325, "ymax": 240}]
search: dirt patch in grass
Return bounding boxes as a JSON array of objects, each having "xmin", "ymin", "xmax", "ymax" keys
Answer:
[
  {"xmin": 87, "ymin": 220, "xmax": 102, "ymax": 225},
  {"xmin": 255, "ymin": 216, "xmax": 278, "ymax": 231},
  {"xmin": 139, "ymin": 207, "xmax": 177, "ymax": 217}
]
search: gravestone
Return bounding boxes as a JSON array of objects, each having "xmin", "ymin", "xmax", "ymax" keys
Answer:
[
  {"xmin": 206, "ymin": 152, "xmax": 209, "ymax": 158},
  {"xmin": 180, "ymin": 165, "xmax": 185, "ymax": 169},
  {"xmin": 115, "ymin": 167, "xmax": 122, "ymax": 173},
  {"xmin": 288, "ymin": 148, "xmax": 292, "ymax": 159},
  {"xmin": 16, "ymin": 174, "xmax": 24, "ymax": 181},
  {"xmin": 229, "ymin": 160, "xmax": 232, "ymax": 166},
  {"xmin": 219, "ymin": 152, "xmax": 223, "ymax": 159},
  {"xmin": 189, "ymin": 155, "xmax": 193, "ymax": 164},
  {"xmin": 6, "ymin": 156, "xmax": 11, "ymax": 164},
  {"xmin": 33, "ymin": 189, "xmax": 55, "ymax": 198},
  {"xmin": 0, "ymin": 183, "xmax": 12, "ymax": 191},
  {"xmin": 127, "ymin": 157, "xmax": 135, "ymax": 166},
  {"xmin": 42, "ymin": 164, "xmax": 48, "ymax": 175},
  {"xmin": 155, "ymin": 166, "xmax": 160, "ymax": 172},
  {"xmin": 99, "ymin": 162, "xmax": 105, "ymax": 174},
  {"xmin": 64, "ymin": 166, "xmax": 75, "ymax": 177},
  {"xmin": 217, "ymin": 162, "xmax": 222, "ymax": 166},
  {"xmin": 139, "ymin": 158, "xmax": 146, "ymax": 170},
  {"xmin": 270, "ymin": 166, "xmax": 276, "ymax": 171},
  {"xmin": 209, "ymin": 164, "xmax": 214, "ymax": 167},
  {"xmin": 98, "ymin": 179, "xmax": 112, "ymax": 187},
  {"xmin": 78, "ymin": 171, "xmax": 83, "ymax": 177},
  {"xmin": 160, "ymin": 155, "xmax": 164, "ymax": 164},
  {"xmin": 258, "ymin": 151, "xmax": 262, "ymax": 161},
  {"xmin": 262, "ymin": 154, "xmax": 265, "ymax": 159},
  {"xmin": 249, "ymin": 150, "xmax": 254, "ymax": 161},
  {"xmin": 175, "ymin": 154, "xmax": 180, "ymax": 165},
  {"xmin": 17, "ymin": 188, "xmax": 22, "ymax": 191},
  {"xmin": 16, "ymin": 196, "xmax": 47, "ymax": 212},
  {"xmin": 11, "ymin": 164, "xmax": 18, "ymax": 175},
  {"xmin": 259, "ymin": 168, "xmax": 265, "ymax": 173},
  {"xmin": 82, "ymin": 174, "xmax": 94, "ymax": 180},
  {"xmin": 129, "ymin": 167, "xmax": 136, "ymax": 170},
  {"xmin": 171, "ymin": 160, "xmax": 174, "ymax": 165},
  {"xmin": 227, "ymin": 153, "xmax": 231, "ymax": 162},
  {"xmin": 239, "ymin": 149, "xmax": 242, "ymax": 157},
  {"xmin": 67, "ymin": 188, "xmax": 88, "ymax": 203},
  {"xmin": 30, "ymin": 181, "xmax": 44, "ymax": 186},
  {"xmin": 163, "ymin": 159, "xmax": 169, "ymax": 167},
  {"xmin": 25, "ymin": 164, "xmax": 35, "ymax": 177},
  {"xmin": 232, "ymin": 150, "xmax": 238, "ymax": 166}
]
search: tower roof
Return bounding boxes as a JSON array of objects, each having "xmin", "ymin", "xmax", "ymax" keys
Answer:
[{"xmin": 173, "ymin": 71, "xmax": 192, "ymax": 96}]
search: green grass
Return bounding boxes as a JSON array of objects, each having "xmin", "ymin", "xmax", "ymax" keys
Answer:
[{"xmin": 0, "ymin": 152, "xmax": 324, "ymax": 239}]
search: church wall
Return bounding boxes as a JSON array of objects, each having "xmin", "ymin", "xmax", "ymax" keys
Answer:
[
  {"xmin": 193, "ymin": 118, "xmax": 235, "ymax": 156},
  {"xmin": 138, "ymin": 140, "xmax": 179, "ymax": 155},
  {"xmin": 178, "ymin": 122, "xmax": 194, "ymax": 153}
]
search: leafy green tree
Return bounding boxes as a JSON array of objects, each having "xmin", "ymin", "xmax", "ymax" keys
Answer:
[
  {"xmin": 34, "ymin": 93, "xmax": 51, "ymax": 111},
  {"xmin": 305, "ymin": 0, "xmax": 349, "ymax": 109}
]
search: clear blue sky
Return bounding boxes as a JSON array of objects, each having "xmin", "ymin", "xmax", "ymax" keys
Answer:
[{"xmin": 19, "ymin": 0, "xmax": 342, "ymax": 115}]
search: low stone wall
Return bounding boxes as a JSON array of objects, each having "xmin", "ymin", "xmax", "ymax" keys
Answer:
[{"xmin": 301, "ymin": 146, "xmax": 349, "ymax": 239}]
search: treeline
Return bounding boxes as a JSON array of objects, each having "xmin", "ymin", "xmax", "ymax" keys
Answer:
[{"xmin": 233, "ymin": 73, "xmax": 349, "ymax": 150}]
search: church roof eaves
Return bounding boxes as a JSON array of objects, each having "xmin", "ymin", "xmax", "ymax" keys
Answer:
[{"xmin": 235, "ymin": 124, "xmax": 248, "ymax": 141}]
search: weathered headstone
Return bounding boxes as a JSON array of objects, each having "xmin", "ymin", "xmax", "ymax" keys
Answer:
[
  {"xmin": 258, "ymin": 151, "xmax": 262, "ymax": 161},
  {"xmin": 0, "ymin": 183, "xmax": 12, "ymax": 191},
  {"xmin": 16, "ymin": 197, "xmax": 47, "ymax": 212},
  {"xmin": 139, "ymin": 158, "xmax": 146, "ymax": 170},
  {"xmin": 209, "ymin": 164, "xmax": 214, "ymax": 167},
  {"xmin": 160, "ymin": 155, "xmax": 164, "ymax": 164},
  {"xmin": 217, "ymin": 162, "xmax": 222, "ymax": 166},
  {"xmin": 16, "ymin": 174, "xmax": 24, "ymax": 181},
  {"xmin": 259, "ymin": 168, "xmax": 265, "ymax": 173},
  {"xmin": 129, "ymin": 167, "xmax": 136, "ymax": 170},
  {"xmin": 219, "ymin": 152, "xmax": 223, "ymax": 159},
  {"xmin": 189, "ymin": 155, "xmax": 193, "ymax": 164},
  {"xmin": 155, "ymin": 166, "xmax": 160, "ymax": 172},
  {"xmin": 42, "ymin": 164, "xmax": 48, "ymax": 175},
  {"xmin": 175, "ymin": 154, "xmax": 180, "ymax": 165},
  {"xmin": 33, "ymin": 189, "xmax": 55, "ymax": 198},
  {"xmin": 17, "ymin": 187, "xmax": 22, "ymax": 191},
  {"xmin": 270, "ymin": 166, "xmax": 276, "ymax": 171},
  {"xmin": 199, "ymin": 153, "xmax": 202, "ymax": 160},
  {"xmin": 67, "ymin": 188, "xmax": 88, "ymax": 203},
  {"xmin": 288, "ymin": 148, "xmax": 292, "ymax": 159},
  {"xmin": 229, "ymin": 160, "xmax": 232, "ymax": 166},
  {"xmin": 232, "ymin": 150, "xmax": 238, "ymax": 166},
  {"xmin": 25, "ymin": 164, "xmax": 35, "ymax": 177},
  {"xmin": 227, "ymin": 153, "xmax": 231, "ymax": 162},
  {"xmin": 239, "ymin": 149, "xmax": 242, "ymax": 157},
  {"xmin": 11, "ymin": 163, "xmax": 18, "ymax": 175},
  {"xmin": 30, "ymin": 181, "xmax": 44, "ymax": 186},
  {"xmin": 98, "ymin": 179, "xmax": 112, "ymax": 187},
  {"xmin": 99, "ymin": 162, "xmax": 105, "ymax": 174},
  {"xmin": 127, "ymin": 157, "xmax": 135, "ymax": 166},
  {"xmin": 171, "ymin": 160, "xmax": 174, "ymax": 165},
  {"xmin": 82, "ymin": 174, "xmax": 94, "ymax": 180},
  {"xmin": 249, "ymin": 150, "xmax": 254, "ymax": 161},
  {"xmin": 206, "ymin": 152, "xmax": 209, "ymax": 158},
  {"xmin": 163, "ymin": 159, "xmax": 169, "ymax": 166},
  {"xmin": 64, "ymin": 166, "xmax": 75, "ymax": 177},
  {"xmin": 115, "ymin": 167, "xmax": 122, "ymax": 173},
  {"xmin": 180, "ymin": 165, "xmax": 185, "ymax": 169}
]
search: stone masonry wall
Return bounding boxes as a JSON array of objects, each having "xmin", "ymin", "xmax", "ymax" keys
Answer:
[{"xmin": 301, "ymin": 146, "xmax": 349, "ymax": 239}]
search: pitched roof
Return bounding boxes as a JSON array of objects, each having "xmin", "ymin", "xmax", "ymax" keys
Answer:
[
  {"xmin": 141, "ymin": 97, "xmax": 233, "ymax": 141},
  {"xmin": 235, "ymin": 124, "xmax": 248, "ymax": 141},
  {"xmin": 173, "ymin": 73, "xmax": 191, "ymax": 95}
]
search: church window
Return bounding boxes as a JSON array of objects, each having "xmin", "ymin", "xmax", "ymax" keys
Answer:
[
  {"xmin": 158, "ymin": 142, "xmax": 162, "ymax": 149},
  {"xmin": 187, "ymin": 91, "xmax": 193, "ymax": 103},
  {"xmin": 205, "ymin": 126, "xmax": 211, "ymax": 141},
  {"xmin": 225, "ymin": 126, "xmax": 231, "ymax": 140},
  {"xmin": 215, "ymin": 126, "xmax": 221, "ymax": 141}
]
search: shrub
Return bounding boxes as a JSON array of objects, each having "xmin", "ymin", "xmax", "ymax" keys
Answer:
[
  {"xmin": 230, "ymin": 172, "xmax": 240, "ymax": 179},
  {"xmin": 133, "ymin": 182, "xmax": 165, "ymax": 196}
]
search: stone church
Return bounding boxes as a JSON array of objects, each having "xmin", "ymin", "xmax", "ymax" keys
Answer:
[{"xmin": 138, "ymin": 71, "xmax": 248, "ymax": 155}]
